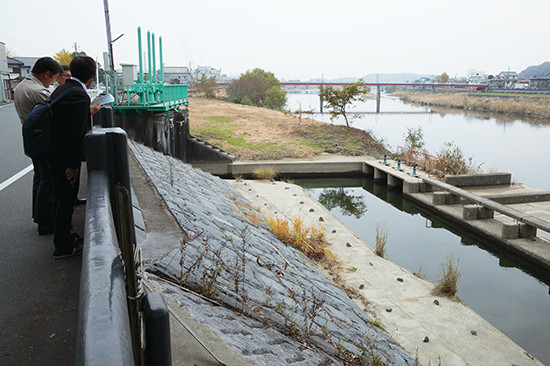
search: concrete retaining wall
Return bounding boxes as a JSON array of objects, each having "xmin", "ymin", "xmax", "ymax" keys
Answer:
[
  {"xmin": 445, "ymin": 172, "xmax": 511, "ymax": 187},
  {"xmin": 114, "ymin": 110, "xmax": 234, "ymax": 164}
]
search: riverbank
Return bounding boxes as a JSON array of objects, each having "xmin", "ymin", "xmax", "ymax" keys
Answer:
[
  {"xmin": 233, "ymin": 175, "xmax": 543, "ymax": 366},
  {"xmin": 394, "ymin": 91, "xmax": 550, "ymax": 120},
  {"xmin": 130, "ymin": 140, "xmax": 542, "ymax": 365},
  {"xmin": 188, "ymin": 97, "xmax": 388, "ymax": 160}
]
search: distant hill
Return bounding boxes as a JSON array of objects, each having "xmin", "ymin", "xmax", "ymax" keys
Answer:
[{"xmin": 519, "ymin": 62, "xmax": 550, "ymax": 78}]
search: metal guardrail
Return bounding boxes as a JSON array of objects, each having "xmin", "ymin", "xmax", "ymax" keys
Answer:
[
  {"xmin": 77, "ymin": 168, "xmax": 134, "ymax": 365},
  {"xmin": 77, "ymin": 112, "xmax": 171, "ymax": 365},
  {"xmin": 112, "ymin": 83, "xmax": 188, "ymax": 112}
]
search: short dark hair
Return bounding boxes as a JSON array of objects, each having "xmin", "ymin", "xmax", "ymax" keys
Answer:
[
  {"xmin": 70, "ymin": 56, "xmax": 96, "ymax": 83},
  {"xmin": 32, "ymin": 57, "xmax": 62, "ymax": 75},
  {"xmin": 61, "ymin": 65, "xmax": 70, "ymax": 71}
]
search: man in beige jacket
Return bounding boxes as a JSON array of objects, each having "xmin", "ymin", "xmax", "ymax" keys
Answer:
[{"xmin": 14, "ymin": 57, "xmax": 62, "ymax": 235}]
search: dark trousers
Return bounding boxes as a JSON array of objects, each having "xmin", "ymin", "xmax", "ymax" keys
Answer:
[
  {"xmin": 32, "ymin": 158, "xmax": 54, "ymax": 227},
  {"xmin": 49, "ymin": 160, "xmax": 79, "ymax": 250}
]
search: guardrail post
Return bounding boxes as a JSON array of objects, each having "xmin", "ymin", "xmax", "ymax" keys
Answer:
[
  {"xmin": 143, "ymin": 293, "xmax": 172, "ymax": 366},
  {"xmin": 92, "ymin": 106, "xmax": 115, "ymax": 127},
  {"xmin": 85, "ymin": 128, "xmax": 132, "ymax": 229}
]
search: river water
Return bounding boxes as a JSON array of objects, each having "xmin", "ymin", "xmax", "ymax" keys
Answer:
[
  {"xmin": 287, "ymin": 93, "xmax": 550, "ymax": 364},
  {"xmin": 287, "ymin": 93, "xmax": 550, "ymax": 190}
]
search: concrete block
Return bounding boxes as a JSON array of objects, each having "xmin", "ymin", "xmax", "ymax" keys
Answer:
[
  {"xmin": 446, "ymin": 172, "xmax": 512, "ymax": 187},
  {"xmin": 373, "ymin": 168, "xmax": 387, "ymax": 182},
  {"xmin": 446, "ymin": 194, "xmax": 461, "ymax": 205},
  {"xmin": 478, "ymin": 206, "xmax": 494, "ymax": 219},
  {"xmin": 519, "ymin": 224, "xmax": 537, "ymax": 239},
  {"xmin": 419, "ymin": 182, "xmax": 430, "ymax": 193},
  {"xmin": 362, "ymin": 162, "xmax": 374, "ymax": 176},
  {"xmin": 463, "ymin": 204, "xmax": 479, "ymax": 220},
  {"xmin": 433, "ymin": 191, "xmax": 447, "ymax": 205},
  {"xmin": 387, "ymin": 174, "xmax": 402, "ymax": 188},
  {"xmin": 501, "ymin": 223, "xmax": 519, "ymax": 239},
  {"xmin": 403, "ymin": 180, "xmax": 420, "ymax": 194}
]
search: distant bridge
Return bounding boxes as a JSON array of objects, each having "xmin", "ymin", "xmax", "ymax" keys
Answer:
[
  {"xmin": 213, "ymin": 82, "xmax": 488, "ymax": 113},
  {"xmin": 216, "ymin": 82, "xmax": 488, "ymax": 89}
]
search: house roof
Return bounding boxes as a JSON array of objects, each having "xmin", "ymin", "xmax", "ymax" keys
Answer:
[
  {"xmin": 7, "ymin": 57, "xmax": 23, "ymax": 65},
  {"xmin": 498, "ymin": 71, "xmax": 518, "ymax": 77},
  {"xmin": 13, "ymin": 57, "xmax": 40, "ymax": 68}
]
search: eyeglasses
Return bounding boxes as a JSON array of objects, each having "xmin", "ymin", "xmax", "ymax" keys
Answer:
[{"xmin": 60, "ymin": 74, "xmax": 71, "ymax": 78}]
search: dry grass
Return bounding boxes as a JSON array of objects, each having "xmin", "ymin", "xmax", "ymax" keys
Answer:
[
  {"xmin": 188, "ymin": 97, "xmax": 388, "ymax": 161},
  {"xmin": 252, "ymin": 166, "xmax": 276, "ymax": 180},
  {"xmin": 374, "ymin": 222, "xmax": 387, "ymax": 258},
  {"xmin": 266, "ymin": 216, "xmax": 336, "ymax": 263},
  {"xmin": 396, "ymin": 91, "xmax": 550, "ymax": 120},
  {"xmin": 434, "ymin": 254, "xmax": 460, "ymax": 296}
]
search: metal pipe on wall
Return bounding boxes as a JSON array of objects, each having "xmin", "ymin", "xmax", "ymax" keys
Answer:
[
  {"xmin": 159, "ymin": 36, "xmax": 164, "ymax": 84},
  {"xmin": 152, "ymin": 33, "xmax": 156, "ymax": 83},
  {"xmin": 147, "ymin": 31, "xmax": 152, "ymax": 84},
  {"xmin": 138, "ymin": 27, "xmax": 143, "ymax": 83}
]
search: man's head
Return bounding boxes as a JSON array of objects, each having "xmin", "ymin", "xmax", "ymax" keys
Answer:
[
  {"xmin": 31, "ymin": 57, "xmax": 62, "ymax": 87},
  {"xmin": 56, "ymin": 65, "xmax": 71, "ymax": 86},
  {"xmin": 70, "ymin": 56, "xmax": 96, "ymax": 87}
]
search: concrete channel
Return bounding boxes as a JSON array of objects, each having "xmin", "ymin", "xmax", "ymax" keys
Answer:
[
  {"xmin": 199, "ymin": 156, "xmax": 550, "ymax": 273},
  {"xmin": 217, "ymin": 155, "xmax": 547, "ymax": 365}
]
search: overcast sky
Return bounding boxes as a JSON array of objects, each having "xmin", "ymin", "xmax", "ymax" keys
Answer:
[{"xmin": 2, "ymin": 0, "xmax": 549, "ymax": 80}]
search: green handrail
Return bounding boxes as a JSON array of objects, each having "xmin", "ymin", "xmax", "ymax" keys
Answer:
[{"xmin": 112, "ymin": 27, "xmax": 189, "ymax": 114}]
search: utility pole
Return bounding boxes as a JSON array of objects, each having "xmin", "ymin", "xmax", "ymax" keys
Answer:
[
  {"xmin": 376, "ymin": 74, "xmax": 381, "ymax": 113},
  {"xmin": 103, "ymin": 0, "xmax": 115, "ymax": 87},
  {"xmin": 320, "ymin": 73, "xmax": 324, "ymax": 114}
]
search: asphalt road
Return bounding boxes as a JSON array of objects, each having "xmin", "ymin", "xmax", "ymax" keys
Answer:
[{"xmin": 0, "ymin": 103, "xmax": 84, "ymax": 365}]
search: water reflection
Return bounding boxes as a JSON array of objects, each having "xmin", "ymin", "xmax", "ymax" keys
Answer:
[{"xmin": 318, "ymin": 188, "xmax": 367, "ymax": 218}]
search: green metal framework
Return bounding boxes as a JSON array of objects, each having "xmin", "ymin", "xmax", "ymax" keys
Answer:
[{"xmin": 112, "ymin": 27, "xmax": 188, "ymax": 114}]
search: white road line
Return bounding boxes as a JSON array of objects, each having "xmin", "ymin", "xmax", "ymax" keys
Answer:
[
  {"xmin": 0, "ymin": 103, "xmax": 14, "ymax": 109},
  {"xmin": 0, "ymin": 164, "xmax": 33, "ymax": 192}
]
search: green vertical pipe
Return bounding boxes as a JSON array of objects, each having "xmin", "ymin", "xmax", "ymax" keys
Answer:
[
  {"xmin": 138, "ymin": 27, "xmax": 143, "ymax": 83},
  {"xmin": 159, "ymin": 36, "xmax": 163, "ymax": 85},
  {"xmin": 147, "ymin": 31, "xmax": 152, "ymax": 84},
  {"xmin": 152, "ymin": 33, "xmax": 156, "ymax": 84}
]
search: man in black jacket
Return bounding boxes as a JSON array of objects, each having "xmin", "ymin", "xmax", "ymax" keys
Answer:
[{"xmin": 49, "ymin": 56, "xmax": 96, "ymax": 259}]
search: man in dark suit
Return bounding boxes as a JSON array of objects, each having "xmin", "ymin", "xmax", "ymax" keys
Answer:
[{"xmin": 49, "ymin": 56, "xmax": 96, "ymax": 259}]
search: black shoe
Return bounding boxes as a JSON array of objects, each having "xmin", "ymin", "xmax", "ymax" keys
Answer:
[
  {"xmin": 53, "ymin": 244, "xmax": 83, "ymax": 259},
  {"xmin": 75, "ymin": 198, "xmax": 86, "ymax": 205},
  {"xmin": 38, "ymin": 225, "xmax": 54, "ymax": 235},
  {"xmin": 70, "ymin": 233, "xmax": 84, "ymax": 244}
]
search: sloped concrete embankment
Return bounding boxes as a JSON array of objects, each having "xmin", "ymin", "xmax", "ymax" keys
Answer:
[{"xmin": 129, "ymin": 141, "xmax": 416, "ymax": 365}]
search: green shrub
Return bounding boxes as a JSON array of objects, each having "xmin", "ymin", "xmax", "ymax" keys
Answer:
[{"xmin": 436, "ymin": 141, "xmax": 481, "ymax": 175}]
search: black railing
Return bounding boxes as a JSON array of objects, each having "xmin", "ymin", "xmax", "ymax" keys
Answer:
[{"xmin": 77, "ymin": 111, "xmax": 171, "ymax": 365}]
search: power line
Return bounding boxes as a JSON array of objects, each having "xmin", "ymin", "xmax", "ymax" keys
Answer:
[{"xmin": 0, "ymin": 31, "xmax": 52, "ymax": 55}]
